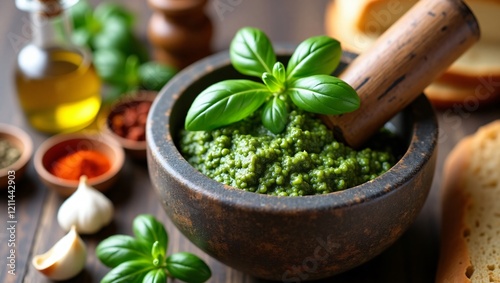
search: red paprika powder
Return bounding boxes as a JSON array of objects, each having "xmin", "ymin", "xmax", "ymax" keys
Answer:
[{"xmin": 50, "ymin": 149, "xmax": 111, "ymax": 181}]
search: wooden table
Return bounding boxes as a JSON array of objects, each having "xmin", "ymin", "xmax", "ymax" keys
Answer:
[{"xmin": 1, "ymin": 1, "xmax": 499, "ymax": 282}]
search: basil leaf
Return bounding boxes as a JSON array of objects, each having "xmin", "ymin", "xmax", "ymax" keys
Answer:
[
  {"xmin": 143, "ymin": 268, "xmax": 167, "ymax": 283},
  {"xmin": 262, "ymin": 72, "xmax": 283, "ymax": 93},
  {"xmin": 151, "ymin": 241, "xmax": 165, "ymax": 263},
  {"xmin": 288, "ymin": 75, "xmax": 360, "ymax": 115},
  {"xmin": 94, "ymin": 2, "xmax": 135, "ymax": 28},
  {"xmin": 272, "ymin": 62, "xmax": 286, "ymax": 83},
  {"xmin": 101, "ymin": 260, "xmax": 154, "ymax": 283},
  {"xmin": 72, "ymin": 28, "xmax": 93, "ymax": 48},
  {"xmin": 96, "ymin": 235, "xmax": 152, "ymax": 268},
  {"xmin": 230, "ymin": 27, "xmax": 276, "ymax": 78},
  {"xmin": 124, "ymin": 55, "xmax": 140, "ymax": 87},
  {"xmin": 166, "ymin": 252, "xmax": 211, "ymax": 283},
  {"xmin": 185, "ymin": 80, "xmax": 271, "ymax": 131},
  {"xmin": 287, "ymin": 36, "xmax": 341, "ymax": 80},
  {"xmin": 92, "ymin": 17, "xmax": 135, "ymax": 54},
  {"xmin": 138, "ymin": 61, "xmax": 177, "ymax": 91},
  {"xmin": 262, "ymin": 97, "xmax": 288, "ymax": 134},
  {"xmin": 93, "ymin": 49, "xmax": 126, "ymax": 84},
  {"xmin": 133, "ymin": 215, "xmax": 168, "ymax": 254},
  {"xmin": 69, "ymin": 0, "xmax": 93, "ymax": 31}
]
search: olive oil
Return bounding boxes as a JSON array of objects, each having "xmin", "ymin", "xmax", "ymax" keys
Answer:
[
  {"xmin": 14, "ymin": 0, "xmax": 102, "ymax": 133},
  {"xmin": 15, "ymin": 46, "xmax": 101, "ymax": 133}
]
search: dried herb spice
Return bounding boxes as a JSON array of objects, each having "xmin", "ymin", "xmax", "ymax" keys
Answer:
[
  {"xmin": 110, "ymin": 100, "xmax": 151, "ymax": 141},
  {"xmin": 0, "ymin": 139, "xmax": 21, "ymax": 169}
]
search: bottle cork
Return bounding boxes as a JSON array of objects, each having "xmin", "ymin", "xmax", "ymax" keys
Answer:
[{"xmin": 37, "ymin": 0, "xmax": 63, "ymax": 17}]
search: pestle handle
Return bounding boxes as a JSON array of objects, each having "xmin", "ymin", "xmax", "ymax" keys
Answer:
[{"xmin": 321, "ymin": 0, "xmax": 480, "ymax": 148}]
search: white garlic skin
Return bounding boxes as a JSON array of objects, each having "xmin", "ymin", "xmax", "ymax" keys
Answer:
[
  {"xmin": 32, "ymin": 226, "xmax": 87, "ymax": 280},
  {"xmin": 57, "ymin": 175, "xmax": 114, "ymax": 234}
]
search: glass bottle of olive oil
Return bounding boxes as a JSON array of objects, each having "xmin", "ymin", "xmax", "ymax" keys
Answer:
[{"xmin": 15, "ymin": 0, "xmax": 101, "ymax": 133}]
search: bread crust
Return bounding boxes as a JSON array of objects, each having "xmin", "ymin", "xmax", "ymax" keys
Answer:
[
  {"xmin": 436, "ymin": 138, "xmax": 473, "ymax": 283},
  {"xmin": 423, "ymin": 78, "xmax": 500, "ymax": 109},
  {"xmin": 436, "ymin": 121, "xmax": 500, "ymax": 282}
]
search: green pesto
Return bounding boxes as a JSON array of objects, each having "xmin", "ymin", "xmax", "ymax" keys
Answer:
[{"xmin": 180, "ymin": 104, "xmax": 396, "ymax": 196}]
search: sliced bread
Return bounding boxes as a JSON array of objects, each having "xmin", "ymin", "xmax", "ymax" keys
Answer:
[
  {"xmin": 436, "ymin": 120, "xmax": 500, "ymax": 282},
  {"xmin": 324, "ymin": 0, "xmax": 500, "ymax": 107}
]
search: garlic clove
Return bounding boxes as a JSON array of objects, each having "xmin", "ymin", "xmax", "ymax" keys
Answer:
[
  {"xmin": 32, "ymin": 225, "xmax": 87, "ymax": 280},
  {"xmin": 57, "ymin": 175, "xmax": 114, "ymax": 234}
]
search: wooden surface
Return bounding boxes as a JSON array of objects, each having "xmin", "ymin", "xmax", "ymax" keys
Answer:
[{"xmin": 0, "ymin": 1, "xmax": 499, "ymax": 282}]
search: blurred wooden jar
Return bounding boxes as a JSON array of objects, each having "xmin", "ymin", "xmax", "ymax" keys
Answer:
[{"xmin": 147, "ymin": 0, "xmax": 213, "ymax": 69}]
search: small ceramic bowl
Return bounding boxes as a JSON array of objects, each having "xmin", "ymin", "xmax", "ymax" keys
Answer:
[
  {"xmin": 0, "ymin": 123, "xmax": 33, "ymax": 189},
  {"xmin": 147, "ymin": 50, "xmax": 438, "ymax": 280},
  {"xmin": 34, "ymin": 133, "xmax": 125, "ymax": 197},
  {"xmin": 103, "ymin": 91, "xmax": 157, "ymax": 159}
]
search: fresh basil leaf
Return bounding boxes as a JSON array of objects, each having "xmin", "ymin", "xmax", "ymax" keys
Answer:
[
  {"xmin": 69, "ymin": 0, "xmax": 93, "ymax": 31},
  {"xmin": 101, "ymin": 260, "xmax": 154, "ymax": 283},
  {"xmin": 151, "ymin": 241, "xmax": 165, "ymax": 263},
  {"xmin": 262, "ymin": 97, "xmax": 288, "ymax": 134},
  {"xmin": 272, "ymin": 62, "xmax": 286, "ymax": 83},
  {"xmin": 94, "ymin": 2, "xmax": 135, "ymax": 28},
  {"xmin": 166, "ymin": 252, "xmax": 211, "ymax": 283},
  {"xmin": 287, "ymin": 36, "xmax": 341, "ymax": 80},
  {"xmin": 124, "ymin": 55, "xmax": 140, "ymax": 87},
  {"xmin": 262, "ymin": 72, "xmax": 283, "ymax": 93},
  {"xmin": 133, "ymin": 215, "xmax": 168, "ymax": 254},
  {"xmin": 143, "ymin": 268, "xmax": 167, "ymax": 283},
  {"xmin": 93, "ymin": 49, "xmax": 126, "ymax": 84},
  {"xmin": 138, "ymin": 61, "xmax": 177, "ymax": 91},
  {"xmin": 72, "ymin": 28, "xmax": 93, "ymax": 48},
  {"xmin": 288, "ymin": 75, "xmax": 360, "ymax": 115},
  {"xmin": 92, "ymin": 17, "xmax": 134, "ymax": 54},
  {"xmin": 96, "ymin": 235, "xmax": 151, "ymax": 268},
  {"xmin": 230, "ymin": 27, "xmax": 276, "ymax": 78},
  {"xmin": 185, "ymin": 80, "xmax": 271, "ymax": 131}
]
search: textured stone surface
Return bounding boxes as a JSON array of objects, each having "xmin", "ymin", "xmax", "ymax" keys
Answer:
[{"xmin": 146, "ymin": 50, "xmax": 438, "ymax": 281}]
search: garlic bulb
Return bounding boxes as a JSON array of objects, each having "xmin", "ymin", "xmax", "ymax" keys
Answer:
[
  {"xmin": 57, "ymin": 175, "xmax": 114, "ymax": 234},
  {"xmin": 32, "ymin": 225, "xmax": 87, "ymax": 280}
]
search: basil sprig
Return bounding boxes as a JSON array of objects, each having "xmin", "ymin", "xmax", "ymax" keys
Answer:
[
  {"xmin": 185, "ymin": 27, "xmax": 360, "ymax": 134},
  {"xmin": 96, "ymin": 214, "xmax": 211, "ymax": 283}
]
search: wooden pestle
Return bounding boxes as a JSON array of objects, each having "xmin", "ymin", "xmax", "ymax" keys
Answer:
[{"xmin": 321, "ymin": 0, "xmax": 480, "ymax": 148}]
